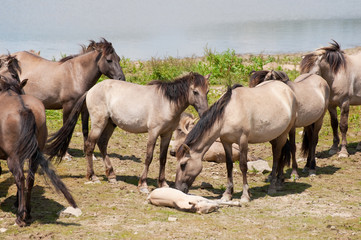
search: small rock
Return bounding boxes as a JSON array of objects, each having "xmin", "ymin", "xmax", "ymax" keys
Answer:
[
  {"xmin": 59, "ymin": 207, "xmax": 82, "ymax": 217},
  {"xmin": 247, "ymin": 160, "xmax": 272, "ymax": 173},
  {"xmin": 0, "ymin": 228, "xmax": 7, "ymax": 233},
  {"xmin": 168, "ymin": 217, "xmax": 177, "ymax": 222}
]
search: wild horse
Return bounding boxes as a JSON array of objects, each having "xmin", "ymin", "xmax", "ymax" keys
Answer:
[
  {"xmin": 249, "ymin": 70, "xmax": 330, "ymax": 177},
  {"xmin": 46, "ymin": 72, "xmax": 210, "ymax": 194},
  {"xmin": 0, "ymin": 56, "xmax": 77, "ymax": 226},
  {"xmin": 175, "ymin": 82, "xmax": 297, "ymax": 202},
  {"xmin": 11, "ymin": 38, "xmax": 126, "ymax": 159},
  {"xmin": 300, "ymin": 40, "xmax": 361, "ymax": 158}
]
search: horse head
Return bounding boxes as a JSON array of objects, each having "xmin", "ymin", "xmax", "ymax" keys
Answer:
[
  {"xmin": 175, "ymin": 143, "xmax": 203, "ymax": 193},
  {"xmin": 188, "ymin": 72, "xmax": 210, "ymax": 116},
  {"xmin": 300, "ymin": 40, "xmax": 346, "ymax": 78},
  {"xmin": 249, "ymin": 70, "xmax": 289, "ymax": 87},
  {"xmin": 86, "ymin": 38, "xmax": 126, "ymax": 81}
]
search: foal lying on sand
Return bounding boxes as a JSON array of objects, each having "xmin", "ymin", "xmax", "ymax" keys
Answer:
[{"xmin": 147, "ymin": 188, "xmax": 241, "ymax": 214}]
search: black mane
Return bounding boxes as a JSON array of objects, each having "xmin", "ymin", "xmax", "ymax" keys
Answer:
[
  {"xmin": 148, "ymin": 72, "xmax": 208, "ymax": 106},
  {"xmin": 176, "ymin": 84, "xmax": 242, "ymax": 158}
]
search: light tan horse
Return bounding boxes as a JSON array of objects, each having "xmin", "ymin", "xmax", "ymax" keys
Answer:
[
  {"xmin": 249, "ymin": 70, "xmax": 330, "ymax": 177},
  {"xmin": 175, "ymin": 82, "xmax": 297, "ymax": 202},
  {"xmin": 300, "ymin": 40, "xmax": 361, "ymax": 158},
  {"xmin": 46, "ymin": 72, "xmax": 210, "ymax": 194},
  {"xmin": 0, "ymin": 56, "xmax": 78, "ymax": 226},
  {"xmin": 11, "ymin": 39, "xmax": 125, "ymax": 158}
]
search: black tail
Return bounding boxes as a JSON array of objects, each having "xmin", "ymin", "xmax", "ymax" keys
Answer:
[
  {"xmin": 45, "ymin": 92, "xmax": 87, "ymax": 163},
  {"xmin": 16, "ymin": 104, "xmax": 38, "ymax": 166},
  {"xmin": 301, "ymin": 124, "xmax": 314, "ymax": 157},
  {"xmin": 279, "ymin": 139, "xmax": 291, "ymax": 169},
  {"xmin": 36, "ymin": 149, "xmax": 77, "ymax": 208}
]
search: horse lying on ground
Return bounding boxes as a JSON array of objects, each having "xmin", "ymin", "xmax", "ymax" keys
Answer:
[
  {"xmin": 300, "ymin": 40, "xmax": 360, "ymax": 158},
  {"xmin": 175, "ymin": 82, "xmax": 297, "ymax": 202},
  {"xmin": 46, "ymin": 72, "xmax": 210, "ymax": 194},
  {"xmin": 147, "ymin": 188, "xmax": 241, "ymax": 214},
  {"xmin": 0, "ymin": 56, "xmax": 79, "ymax": 226},
  {"xmin": 249, "ymin": 70, "xmax": 329, "ymax": 177},
  {"xmin": 169, "ymin": 112, "xmax": 240, "ymax": 163}
]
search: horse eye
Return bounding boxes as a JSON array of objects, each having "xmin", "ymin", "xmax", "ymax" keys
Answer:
[
  {"xmin": 106, "ymin": 59, "xmax": 113, "ymax": 63},
  {"xmin": 193, "ymin": 90, "xmax": 199, "ymax": 95},
  {"xmin": 180, "ymin": 162, "xmax": 187, "ymax": 171}
]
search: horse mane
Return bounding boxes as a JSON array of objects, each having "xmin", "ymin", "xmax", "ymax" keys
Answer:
[
  {"xmin": 300, "ymin": 40, "xmax": 346, "ymax": 74},
  {"xmin": 0, "ymin": 54, "xmax": 21, "ymax": 76},
  {"xmin": 59, "ymin": 38, "xmax": 115, "ymax": 63},
  {"xmin": 249, "ymin": 70, "xmax": 289, "ymax": 87},
  {"xmin": 148, "ymin": 72, "xmax": 209, "ymax": 106},
  {"xmin": 176, "ymin": 84, "xmax": 242, "ymax": 158},
  {"xmin": 0, "ymin": 76, "xmax": 23, "ymax": 94}
]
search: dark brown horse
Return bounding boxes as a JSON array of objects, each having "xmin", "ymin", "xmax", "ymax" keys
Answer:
[
  {"xmin": 11, "ymin": 38, "xmax": 126, "ymax": 159},
  {"xmin": 249, "ymin": 70, "xmax": 329, "ymax": 177},
  {"xmin": 46, "ymin": 72, "xmax": 210, "ymax": 194},
  {"xmin": 300, "ymin": 40, "xmax": 361, "ymax": 158},
  {"xmin": 0, "ymin": 57, "xmax": 78, "ymax": 226}
]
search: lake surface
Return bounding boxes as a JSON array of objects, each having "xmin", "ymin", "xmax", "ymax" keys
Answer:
[{"xmin": 1, "ymin": 0, "xmax": 361, "ymax": 60}]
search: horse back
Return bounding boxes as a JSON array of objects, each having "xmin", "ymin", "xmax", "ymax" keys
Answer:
[{"xmin": 222, "ymin": 81, "xmax": 296, "ymax": 143}]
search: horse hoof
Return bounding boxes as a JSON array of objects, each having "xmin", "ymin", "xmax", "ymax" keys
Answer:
[
  {"xmin": 268, "ymin": 187, "xmax": 277, "ymax": 195},
  {"xmin": 62, "ymin": 154, "xmax": 72, "ymax": 161},
  {"xmin": 92, "ymin": 154, "xmax": 98, "ymax": 161},
  {"xmin": 108, "ymin": 178, "xmax": 117, "ymax": 184},
  {"xmin": 328, "ymin": 148, "xmax": 338, "ymax": 156},
  {"xmin": 290, "ymin": 174, "xmax": 299, "ymax": 182},
  {"xmin": 139, "ymin": 187, "xmax": 149, "ymax": 194},
  {"xmin": 221, "ymin": 194, "xmax": 232, "ymax": 202},
  {"xmin": 15, "ymin": 218, "xmax": 27, "ymax": 227},
  {"xmin": 240, "ymin": 196, "xmax": 250, "ymax": 203},
  {"xmin": 309, "ymin": 170, "xmax": 316, "ymax": 177},
  {"xmin": 338, "ymin": 152, "xmax": 349, "ymax": 158}
]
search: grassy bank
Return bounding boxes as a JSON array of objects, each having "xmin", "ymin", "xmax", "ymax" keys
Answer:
[{"xmin": 0, "ymin": 49, "xmax": 361, "ymax": 239}]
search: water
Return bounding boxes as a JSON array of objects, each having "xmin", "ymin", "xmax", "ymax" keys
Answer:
[{"xmin": 1, "ymin": 0, "xmax": 361, "ymax": 60}]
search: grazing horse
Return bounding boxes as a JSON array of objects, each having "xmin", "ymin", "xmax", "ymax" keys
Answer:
[
  {"xmin": 300, "ymin": 40, "xmax": 361, "ymax": 158},
  {"xmin": 0, "ymin": 68, "xmax": 77, "ymax": 226},
  {"xmin": 45, "ymin": 72, "xmax": 210, "ymax": 193},
  {"xmin": 249, "ymin": 70, "xmax": 330, "ymax": 177},
  {"xmin": 11, "ymin": 38, "xmax": 125, "ymax": 159},
  {"xmin": 175, "ymin": 82, "xmax": 297, "ymax": 202}
]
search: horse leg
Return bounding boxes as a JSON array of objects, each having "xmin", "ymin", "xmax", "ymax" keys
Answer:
[
  {"xmin": 138, "ymin": 132, "xmax": 158, "ymax": 194},
  {"xmin": 7, "ymin": 156, "xmax": 27, "ymax": 226},
  {"xmin": 84, "ymin": 117, "xmax": 109, "ymax": 182},
  {"xmin": 81, "ymin": 106, "xmax": 97, "ymax": 161},
  {"xmin": 328, "ymin": 105, "xmax": 339, "ymax": 155},
  {"xmin": 62, "ymin": 101, "xmax": 75, "ymax": 161},
  {"xmin": 158, "ymin": 132, "xmax": 172, "ymax": 188},
  {"xmin": 25, "ymin": 156, "xmax": 39, "ymax": 222},
  {"xmin": 289, "ymin": 127, "xmax": 299, "ymax": 180},
  {"xmin": 308, "ymin": 118, "xmax": 323, "ymax": 176},
  {"xmin": 338, "ymin": 100, "xmax": 350, "ymax": 158},
  {"xmin": 220, "ymin": 140, "xmax": 234, "ymax": 201},
  {"xmin": 97, "ymin": 121, "xmax": 116, "ymax": 183},
  {"xmin": 238, "ymin": 137, "xmax": 250, "ymax": 202},
  {"xmin": 269, "ymin": 135, "xmax": 287, "ymax": 194}
]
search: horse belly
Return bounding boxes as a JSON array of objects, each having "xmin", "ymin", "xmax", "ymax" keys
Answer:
[{"xmin": 111, "ymin": 114, "xmax": 148, "ymax": 133}]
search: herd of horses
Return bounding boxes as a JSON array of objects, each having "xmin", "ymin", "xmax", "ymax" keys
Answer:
[{"xmin": 0, "ymin": 39, "xmax": 360, "ymax": 226}]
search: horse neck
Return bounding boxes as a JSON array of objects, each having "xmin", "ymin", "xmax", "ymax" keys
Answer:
[
  {"xmin": 69, "ymin": 51, "xmax": 102, "ymax": 90},
  {"xmin": 190, "ymin": 117, "xmax": 223, "ymax": 159}
]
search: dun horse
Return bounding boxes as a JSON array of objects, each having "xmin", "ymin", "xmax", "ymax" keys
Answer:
[
  {"xmin": 0, "ymin": 56, "xmax": 77, "ymax": 226},
  {"xmin": 46, "ymin": 72, "xmax": 210, "ymax": 193},
  {"xmin": 175, "ymin": 82, "xmax": 297, "ymax": 202},
  {"xmin": 249, "ymin": 70, "xmax": 329, "ymax": 177},
  {"xmin": 11, "ymin": 38, "xmax": 125, "ymax": 159},
  {"xmin": 300, "ymin": 40, "xmax": 361, "ymax": 157}
]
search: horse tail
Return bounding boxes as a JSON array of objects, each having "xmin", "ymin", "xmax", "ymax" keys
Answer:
[
  {"xmin": 280, "ymin": 139, "xmax": 291, "ymax": 169},
  {"xmin": 16, "ymin": 96, "xmax": 39, "ymax": 166},
  {"xmin": 45, "ymin": 92, "xmax": 87, "ymax": 163},
  {"xmin": 301, "ymin": 124, "xmax": 314, "ymax": 157},
  {"xmin": 35, "ymin": 149, "xmax": 77, "ymax": 208}
]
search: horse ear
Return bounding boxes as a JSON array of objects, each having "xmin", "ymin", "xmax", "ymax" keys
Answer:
[
  {"xmin": 204, "ymin": 73, "xmax": 211, "ymax": 81},
  {"xmin": 20, "ymin": 79, "xmax": 28, "ymax": 89},
  {"xmin": 182, "ymin": 144, "xmax": 190, "ymax": 154}
]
